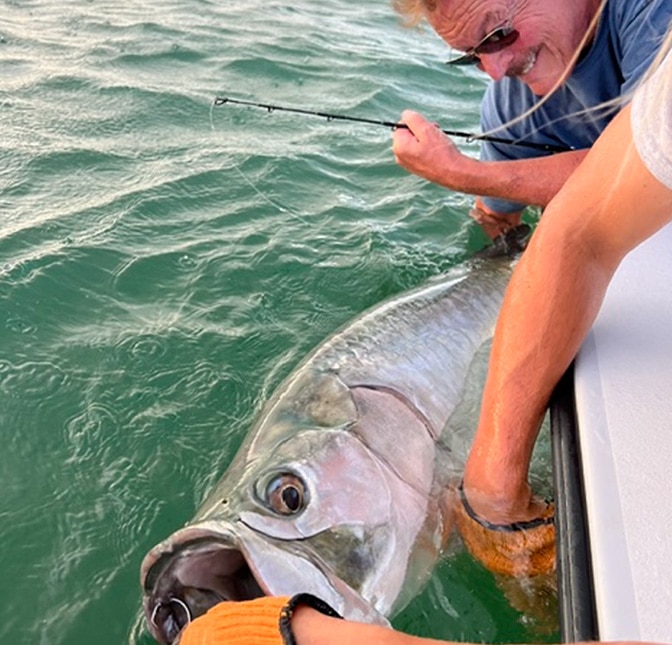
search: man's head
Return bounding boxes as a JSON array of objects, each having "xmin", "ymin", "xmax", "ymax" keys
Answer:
[{"xmin": 395, "ymin": 0, "xmax": 603, "ymax": 96}]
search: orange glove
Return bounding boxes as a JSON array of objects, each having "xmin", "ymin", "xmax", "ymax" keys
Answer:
[
  {"xmin": 178, "ymin": 594, "xmax": 341, "ymax": 645},
  {"xmin": 454, "ymin": 481, "xmax": 556, "ymax": 577}
]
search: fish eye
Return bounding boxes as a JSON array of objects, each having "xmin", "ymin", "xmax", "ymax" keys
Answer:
[{"xmin": 264, "ymin": 473, "xmax": 307, "ymax": 515}]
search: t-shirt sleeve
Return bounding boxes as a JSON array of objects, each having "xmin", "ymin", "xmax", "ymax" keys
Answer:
[
  {"xmin": 631, "ymin": 47, "xmax": 672, "ymax": 191},
  {"xmin": 478, "ymin": 80, "xmax": 532, "ymax": 214},
  {"xmin": 616, "ymin": 0, "xmax": 672, "ymax": 93}
]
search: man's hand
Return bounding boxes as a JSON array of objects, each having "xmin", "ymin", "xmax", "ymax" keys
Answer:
[
  {"xmin": 454, "ymin": 481, "xmax": 556, "ymax": 577},
  {"xmin": 178, "ymin": 596, "xmax": 291, "ymax": 645},
  {"xmin": 392, "ymin": 110, "xmax": 468, "ymax": 188},
  {"xmin": 470, "ymin": 198, "xmax": 523, "ymax": 240},
  {"xmin": 392, "ymin": 113, "xmax": 523, "ymax": 239}
]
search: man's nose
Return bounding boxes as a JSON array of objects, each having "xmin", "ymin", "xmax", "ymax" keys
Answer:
[{"xmin": 478, "ymin": 50, "xmax": 516, "ymax": 81}]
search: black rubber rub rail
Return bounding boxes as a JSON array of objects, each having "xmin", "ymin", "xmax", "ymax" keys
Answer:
[{"xmin": 549, "ymin": 362, "xmax": 599, "ymax": 642}]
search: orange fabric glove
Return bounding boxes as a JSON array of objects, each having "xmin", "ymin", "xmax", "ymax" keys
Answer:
[
  {"xmin": 178, "ymin": 594, "xmax": 341, "ymax": 645},
  {"xmin": 454, "ymin": 481, "xmax": 556, "ymax": 577}
]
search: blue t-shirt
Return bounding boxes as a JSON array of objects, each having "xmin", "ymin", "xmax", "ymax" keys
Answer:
[{"xmin": 479, "ymin": 0, "xmax": 672, "ymax": 214}]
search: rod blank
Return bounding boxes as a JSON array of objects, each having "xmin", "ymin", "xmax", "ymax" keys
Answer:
[{"xmin": 214, "ymin": 96, "xmax": 571, "ymax": 154}]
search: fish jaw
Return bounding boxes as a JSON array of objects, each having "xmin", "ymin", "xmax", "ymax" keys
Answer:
[
  {"xmin": 140, "ymin": 520, "xmax": 389, "ymax": 644},
  {"xmin": 140, "ymin": 523, "xmax": 264, "ymax": 644}
]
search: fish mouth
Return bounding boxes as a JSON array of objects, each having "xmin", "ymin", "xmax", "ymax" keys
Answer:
[{"xmin": 140, "ymin": 526, "xmax": 265, "ymax": 644}]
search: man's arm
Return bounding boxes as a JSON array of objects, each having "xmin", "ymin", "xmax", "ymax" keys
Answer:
[
  {"xmin": 178, "ymin": 594, "xmax": 672, "ymax": 645},
  {"xmin": 292, "ymin": 605, "xmax": 667, "ymax": 645},
  {"xmin": 392, "ymin": 110, "xmax": 587, "ymax": 208},
  {"xmin": 463, "ymin": 103, "xmax": 672, "ymax": 523}
]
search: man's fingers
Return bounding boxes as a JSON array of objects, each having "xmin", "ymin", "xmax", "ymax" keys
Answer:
[{"xmin": 398, "ymin": 109, "xmax": 434, "ymax": 138}]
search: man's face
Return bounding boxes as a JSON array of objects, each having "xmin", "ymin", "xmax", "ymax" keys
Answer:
[{"xmin": 428, "ymin": 0, "xmax": 593, "ymax": 96}]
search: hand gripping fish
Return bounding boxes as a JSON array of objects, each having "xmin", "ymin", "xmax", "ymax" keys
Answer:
[{"xmin": 139, "ymin": 231, "xmax": 527, "ymax": 644}]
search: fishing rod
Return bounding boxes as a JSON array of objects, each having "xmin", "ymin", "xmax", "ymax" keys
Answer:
[{"xmin": 214, "ymin": 96, "xmax": 571, "ymax": 154}]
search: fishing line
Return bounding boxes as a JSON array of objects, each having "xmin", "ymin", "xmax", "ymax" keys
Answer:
[
  {"xmin": 214, "ymin": 96, "xmax": 572, "ymax": 154},
  {"xmin": 208, "ymin": 96, "xmax": 301, "ymax": 220}
]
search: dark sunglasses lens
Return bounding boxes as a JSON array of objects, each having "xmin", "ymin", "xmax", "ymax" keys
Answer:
[
  {"xmin": 475, "ymin": 28, "xmax": 519, "ymax": 55},
  {"xmin": 445, "ymin": 27, "xmax": 519, "ymax": 65}
]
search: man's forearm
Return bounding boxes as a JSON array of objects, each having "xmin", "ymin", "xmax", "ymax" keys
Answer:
[
  {"xmin": 392, "ymin": 111, "xmax": 588, "ymax": 209},
  {"xmin": 464, "ymin": 221, "xmax": 615, "ymax": 520},
  {"xmin": 293, "ymin": 606, "xmax": 668, "ymax": 645},
  {"xmin": 458, "ymin": 149, "xmax": 588, "ymax": 208}
]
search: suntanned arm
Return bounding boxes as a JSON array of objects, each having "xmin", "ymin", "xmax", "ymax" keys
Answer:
[
  {"xmin": 392, "ymin": 110, "xmax": 587, "ymax": 208},
  {"xmin": 462, "ymin": 104, "xmax": 672, "ymax": 522},
  {"xmin": 293, "ymin": 605, "xmax": 667, "ymax": 645}
]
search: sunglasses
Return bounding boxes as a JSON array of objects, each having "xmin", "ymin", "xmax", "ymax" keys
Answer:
[{"xmin": 446, "ymin": 25, "xmax": 520, "ymax": 66}]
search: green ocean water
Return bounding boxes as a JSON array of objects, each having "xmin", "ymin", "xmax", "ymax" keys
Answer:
[{"xmin": 1, "ymin": 2, "xmax": 556, "ymax": 643}]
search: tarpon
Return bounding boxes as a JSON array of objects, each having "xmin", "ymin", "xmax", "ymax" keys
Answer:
[{"xmin": 140, "ymin": 238, "xmax": 524, "ymax": 644}]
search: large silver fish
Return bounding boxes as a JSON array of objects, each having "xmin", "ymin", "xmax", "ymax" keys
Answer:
[{"xmin": 140, "ymin": 243, "xmax": 521, "ymax": 644}]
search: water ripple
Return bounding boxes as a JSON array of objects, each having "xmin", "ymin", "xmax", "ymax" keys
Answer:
[{"xmin": 0, "ymin": 359, "xmax": 70, "ymax": 399}]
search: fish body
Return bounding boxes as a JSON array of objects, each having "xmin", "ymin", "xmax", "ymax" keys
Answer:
[{"xmin": 140, "ymin": 254, "xmax": 515, "ymax": 644}]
